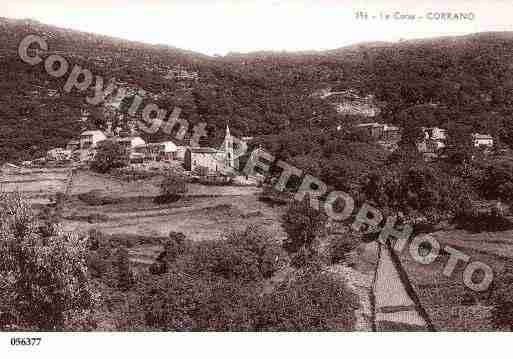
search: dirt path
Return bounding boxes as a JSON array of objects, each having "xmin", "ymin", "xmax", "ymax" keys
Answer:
[{"xmin": 373, "ymin": 244, "xmax": 431, "ymax": 331}]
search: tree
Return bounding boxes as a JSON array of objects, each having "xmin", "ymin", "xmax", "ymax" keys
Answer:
[
  {"xmin": 254, "ymin": 270, "xmax": 358, "ymax": 331},
  {"xmin": 444, "ymin": 124, "xmax": 475, "ymax": 165},
  {"xmin": 281, "ymin": 196, "xmax": 327, "ymax": 262},
  {"xmin": 116, "ymin": 247, "xmax": 134, "ymax": 291},
  {"xmin": 398, "ymin": 121, "xmax": 424, "ymax": 147},
  {"xmin": 387, "ymin": 144, "xmax": 424, "ymax": 167},
  {"xmin": 492, "ymin": 262, "xmax": 513, "ymax": 330},
  {"xmin": 481, "ymin": 160, "xmax": 513, "ymax": 203},
  {"xmin": 225, "ymin": 225, "xmax": 286, "ymax": 278},
  {"xmin": 0, "ymin": 192, "xmax": 93, "ymax": 330},
  {"xmin": 91, "ymin": 140, "xmax": 129, "ymax": 173},
  {"xmin": 158, "ymin": 173, "xmax": 188, "ymax": 203}
]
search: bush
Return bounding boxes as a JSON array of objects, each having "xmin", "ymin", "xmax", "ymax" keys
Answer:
[
  {"xmin": 165, "ymin": 232, "xmax": 188, "ymax": 260},
  {"xmin": 78, "ymin": 190, "xmax": 120, "ymax": 206},
  {"xmin": 86, "ymin": 229, "xmax": 104, "ymax": 251},
  {"xmin": 491, "ymin": 262, "xmax": 513, "ymax": 330},
  {"xmin": 253, "ymin": 271, "xmax": 358, "ymax": 331},
  {"xmin": 225, "ymin": 225, "xmax": 287, "ymax": 278},
  {"xmin": 86, "ymin": 252, "xmax": 109, "ymax": 278},
  {"xmin": 454, "ymin": 205, "xmax": 513, "ymax": 232},
  {"xmin": 179, "ymin": 240, "xmax": 262, "ymax": 283},
  {"xmin": 150, "ymin": 232, "xmax": 188, "ymax": 275},
  {"xmin": 156, "ymin": 173, "xmax": 188, "ymax": 203},
  {"xmin": 138, "ymin": 271, "xmax": 257, "ymax": 331},
  {"xmin": 116, "ymin": 247, "xmax": 134, "ymax": 291},
  {"xmin": 281, "ymin": 196, "xmax": 327, "ymax": 261},
  {"xmin": 91, "ymin": 140, "xmax": 129, "ymax": 174},
  {"xmin": 480, "ymin": 160, "xmax": 513, "ymax": 202},
  {"xmin": 328, "ymin": 233, "xmax": 361, "ymax": 265},
  {"xmin": 0, "ymin": 192, "xmax": 93, "ymax": 330}
]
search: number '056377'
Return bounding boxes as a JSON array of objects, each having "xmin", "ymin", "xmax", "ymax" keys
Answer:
[{"xmin": 10, "ymin": 338, "xmax": 42, "ymax": 346}]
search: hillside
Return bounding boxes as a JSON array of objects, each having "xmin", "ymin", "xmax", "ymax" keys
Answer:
[{"xmin": 1, "ymin": 17, "xmax": 513, "ymax": 163}]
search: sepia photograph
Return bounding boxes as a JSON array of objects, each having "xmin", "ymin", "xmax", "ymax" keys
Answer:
[{"xmin": 1, "ymin": 0, "xmax": 513, "ymax": 357}]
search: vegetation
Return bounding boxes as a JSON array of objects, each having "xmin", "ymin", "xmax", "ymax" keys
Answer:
[
  {"xmin": 281, "ymin": 196, "xmax": 328, "ymax": 266},
  {"xmin": 0, "ymin": 192, "xmax": 93, "ymax": 330},
  {"xmin": 91, "ymin": 140, "xmax": 129, "ymax": 174},
  {"xmin": 116, "ymin": 247, "xmax": 134, "ymax": 291},
  {"xmin": 157, "ymin": 173, "xmax": 188, "ymax": 203},
  {"xmin": 224, "ymin": 225, "xmax": 287, "ymax": 278},
  {"xmin": 4, "ymin": 18, "xmax": 513, "ymax": 166},
  {"xmin": 134, "ymin": 239, "xmax": 356, "ymax": 331}
]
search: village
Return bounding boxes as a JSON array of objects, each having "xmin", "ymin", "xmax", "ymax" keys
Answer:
[
  {"xmin": 18, "ymin": 111, "xmax": 260, "ymax": 188},
  {"xmin": 15, "ymin": 86, "xmax": 497, "ymax": 180},
  {"xmin": 3, "ymin": 14, "xmax": 513, "ymax": 338}
]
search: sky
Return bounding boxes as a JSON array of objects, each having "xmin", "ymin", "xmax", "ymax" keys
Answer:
[{"xmin": 3, "ymin": 0, "xmax": 513, "ymax": 55}]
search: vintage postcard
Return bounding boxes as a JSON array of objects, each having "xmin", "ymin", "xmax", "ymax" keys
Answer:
[{"xmin": 0, "ymin": 0, "xmax": 512, "ymax": 357}]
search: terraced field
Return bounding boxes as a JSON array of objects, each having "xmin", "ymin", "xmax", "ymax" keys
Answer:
[{"xmin": 0, "ymin": 166, "xmax": 71, "ymax": 203}]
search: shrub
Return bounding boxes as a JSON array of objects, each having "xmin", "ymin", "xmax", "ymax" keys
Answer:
[
  {"xmin": 328, "ymin": 233, "xmax": 361, "ymax": 265},
  {"xmin": 491, "ymin": 262, "xmax": 513, "ymax": 330},
  {"xmin": 138, "ymin": 271, "xmax": 257, "ymax": 331},
  {"xmin": 86, "ymin": 252, "xmax": 109, "ymax": 278},
  {"xmin": 116, "ymin": 247, "xmax": 134, "ymax": 291},
  {"xmin": 480, "ymin": 160, "xmax": 513, "ymax": 202},
  {"xmin": 180, "ymin": 240, "xmax": 262, "ymax": 283},
  {"xmin": 87, "ymin": 213, "xmax": 109, "ymax": 223},
  {"xmin": 0, "ymin": 192, "xmax": 93, "ymax": 330},
  {"xmin": 86, "ymin": 229, "xmax": 104, "ymax": 251},
  {"xmin": 140, "ymin": 271, "xmax": 208, "ymax": 330},
  {"xmin": 253, "ymin": 271, "xmax": 358, "ymax": 331},
  {"xmin": 454, "ymin": 205, "xmax": 513, "ymax": 232},
  {"xmin": 157, "ymin": 173, "xmax": 188, "ymax": 203},
  {"xmin": 91, "ymin": 140, "xmax": 129, "ymax": 174},
  {"xmin": 150, "ymin": 232, "xmax": 188, "ymax": 275},
  {"xmin": 225, "ymin": 225, "xmax": 287, "ymax": 278},
  {"xmin": 281, "ymin": 196, "xmax": 327, "ymax": 260},
  {"xmin": 165, "ymin": 231, "xmax": 188, "ymax": 261},
  {"xmin": 78, "ymin": 190, "xmax": 120, "ymax": 206}
]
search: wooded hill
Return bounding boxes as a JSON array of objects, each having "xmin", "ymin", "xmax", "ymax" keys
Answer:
[{"xmin": 1, "ymin": 17, "xmax": 513, "ymax": 163}]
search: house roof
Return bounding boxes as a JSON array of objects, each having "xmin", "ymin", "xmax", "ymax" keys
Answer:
[
  {"xmin": 117, "ymin": 136, "xmax": 145, "ymax": 143},
  {"xmin": 188, "ymin": 147, "xmax": 222, "ymax": 154},
  {"xmin": 473, "ymin": 133, "xmax": 493, "ymax": 140},
  {"xmin": 81, "ymin": 130, "xmax": 106, "ymax": 137},
  {"xmin": 383, "ymin": 125, "xmax": 400, "ymax": 131},
  {"xmin": 355, "ymin": 122, "xmax": 382, "ymax": 128}
]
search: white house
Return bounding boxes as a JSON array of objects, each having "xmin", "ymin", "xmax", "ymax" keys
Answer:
[
  {"xmin": 80, "ymin": 130, "xmax": 107, "ymax": 150},
  {"xmin": 46, "ymin": 148, "xmax": 72, "ymax": 161},
  {"xmin": 184, "ymin": 147, "xmax": 226, "ymax": 174},
  {"xmin": 117, "ymin": 136, "xmax": 146, "ymax": 152},
  {"xmin": 418, "ymin": 127, "xmax": 448, "ymax": 156},
  {"xmin": 473, "ymin": 134, "xmax": 494, "ymax": 148},
  {"xmin": 136, "ymin": 141, "xmax": 178, "ymax": 161},
  {"xmin": 175, "ymin": 146, "xmax": 188, "ymax": 161}
]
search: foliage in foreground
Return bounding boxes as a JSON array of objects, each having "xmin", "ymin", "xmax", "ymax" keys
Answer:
[
  {"xmin": 134, "ymin": 267, "xmax": 357, "ymax": 331},
  {"xmin": 86, "ymin": 225, "xmax": 357, "ymax": 331},
  {"xmin": 281, "ymin": 196, "xmax": 328, "ymax": 260},
  {"xmin": 0, "ymin": 192, "xmax": 93, "ymax": 330}
]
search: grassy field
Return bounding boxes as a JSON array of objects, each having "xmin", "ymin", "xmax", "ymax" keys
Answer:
[
  {"xmin": 397, "ymin": 229, "xmax": 513, "ymax": 331},
  {"xmin": 0, "ymin": 167, "xmax": 70, "ymax": 203},
  {"xmin": 63, "ymin": 170, "xmax": 285, "ymax": 268}
]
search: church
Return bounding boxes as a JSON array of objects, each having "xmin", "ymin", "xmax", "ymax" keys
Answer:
[{"xmin": 184, "ymin": 125, "xmax": 236, "ymax": 175}]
